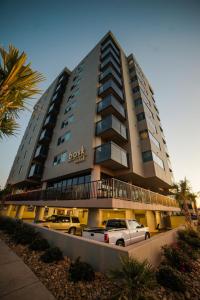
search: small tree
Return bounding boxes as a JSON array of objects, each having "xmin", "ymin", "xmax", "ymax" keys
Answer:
[
  {"xmin": 0, "ymin": 44, "xmax": 44, "ymax": 138},
  {"xmin": 189, "ymin": 192, "xmax": 200, "ymax": 231},
  {"xmin": 172, "ymin": 178, "xmax": 193, "ymax": 228}
]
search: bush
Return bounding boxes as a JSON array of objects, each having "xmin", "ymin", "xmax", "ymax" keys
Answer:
[
  {"xmin": 177, "ymin": 240, "xmax": 199, "ymax": 260},
  {"xmin": 109, "ymin": 256, "xmax": 156, "ymax": 300},
  {"xmin": 40, "ymin": 247, "xmax": 63, "ymax": 263},
  {"xmin": 12, "ymin": 223, "xmax": 38, "ymax": 245},
  {"xmin": 68, "ymin": 257, "xmax": 95, "ymax": 282},
  {"xmin": 29, "ymin": 236, "xmax": 49, "ymax": 251},
  {"xmin": 0, "ymin": 216, "xmax": 18, "ymax": 234},
  {"xmin": 156, "ymin": 265, "xmax": 186, "ymax": 292},
  {"xmin": 178, "ymin": 229, "xmax": 200, "ymax": 249},
  {"xmin": 162, "ymin": 244, "xmax": 192, "ymax": 272}
]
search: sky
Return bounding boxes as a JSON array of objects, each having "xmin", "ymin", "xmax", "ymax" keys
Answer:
[{"xmin": 0, "ymin": 0, "xmax": 200, "ymax": 200}]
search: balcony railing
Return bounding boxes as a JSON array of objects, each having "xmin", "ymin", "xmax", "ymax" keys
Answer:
[
  {"xmin": 97, "ymin": 95, "xmax": 125, "ymax": 120},
  {"xmin": 101, "ymin": 48, "xmax": 120, "ymax": 66},
  {"xmin": 101, "ymin": 57, "xmax": 121, "ymax": 75},
  {"xmin": 101, "ymin": 40, "xmax": 120, "ymax": 56},
  {"xmin": 95, "ymin": 141, "xmax": 128, "ymax": 168},
  {"xmin": 5, "ymin": 178, "xmax": 178, "ymax": 208},
  {"xmin": 96, "ymin": 115, "xmax": 127, "ymax": 142},
  {"xmin": 98, "ymin": 79, "xmax": 124, "ymax": 101},
  {"xmin": 99, "ymin": 66, "xmax": 122, "ymax": 87}
]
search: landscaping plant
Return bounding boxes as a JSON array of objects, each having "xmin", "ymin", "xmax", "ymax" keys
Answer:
[
  {"xmin": 12, "ymin": 223, "xmax": 38, "ymax": 245},
  {"xmin": 156, "ymin": 264, "xmax": 186, "ymax": 292},
  {"xmin": 40, "ymin": 246, "xmax": 63, "ymax": 263},
  {"xmin": 68, "ymin": 257, "xmax": 95, "ymax": 282},
  {"xmin": 29, "ymin": 236, "xmax": 49, "ymax": 251},
  {"xmin": 162, "ymin": 244, "xmax": 192, "ymax": 272},
  {"xmin": 109, "ymin": 256, "xmax": 156, "ymax": 300}
]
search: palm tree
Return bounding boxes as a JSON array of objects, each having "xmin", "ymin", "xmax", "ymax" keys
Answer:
[
  {"xmin": 109, "ymin": 256, "xmax": 155, "ymax": 300},
  {"xmin": 172, "ymin": 178, "xmax": 192, "ymax": 228},
  {"xmin": 189, "ymin": 192, "xmax": 200, "ymax": 231},
  {"xmin": 0, "ymin": 44, "xmax": 44, "ymax": 138}
]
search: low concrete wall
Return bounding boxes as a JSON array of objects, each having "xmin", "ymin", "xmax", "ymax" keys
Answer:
[
  {"xmin": 28, "ymin": 223, "xmax": 127, "ymax": 272},
  {"xmin": 27, "ymin": 222, "xmax": 183, "ymax": 272},
  {"xmin": 127, "ymin": 227, "xmax": 184, "ymax": 267}
]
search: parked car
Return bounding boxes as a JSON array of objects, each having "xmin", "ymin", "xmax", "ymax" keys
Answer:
[
  {"xmin": 83, "ymin": 219, "xmax": 150, "ymax": 247},
  {"xmin": 39, "ymin": 215, "xmax": 81, "ymax": 234}
]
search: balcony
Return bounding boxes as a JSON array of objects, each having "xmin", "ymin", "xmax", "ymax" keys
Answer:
[
  {"xmin": 99, "ymin": 66, "xmax": 122, "ymax": 87},
  {"xmin": 28, "ymin": 164, "xmax": 43, "ymax": 180},
  {"xmin": 96, "ymin": 115, "xmax": 127, "ymax": 143},
  {"xmin": 101, "ymin": 40, "xmax": 120, "ymax": 57},
  {"xmin": 101, "ymin": 56, "xmax": 121, "ymax": 76},
  {"xmin": 98, "ymin": 79, "xmax": 124, "ymax": 102},
  {"xmin": 95, "ymin": 141, "xmax": 128, "ymax": 169},
  {"xmin": 101, "ymin": 48, "xmax": 120, "ymax": 66},
  {"xmin": 47, "ymin": 103, "xmax": 59, "ymax": 115},
  {"xmin": 43, "ymin": 115, "xmax": 56, "ymax": 129},
  {"xmin": 97, "ymin": 95, "xmax": 125, "ymax": 121},
  {"xmin": 33, "ymin": 145, "xmax": 48, "ymax": 162},
  {"xmin": 38, "ymin": 130, "xmax": 51, "ymax": 144}
]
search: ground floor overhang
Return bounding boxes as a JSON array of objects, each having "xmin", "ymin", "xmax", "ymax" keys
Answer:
[{"xmin": 5, "ymin": 198, "xmax": 180, "ymax": 212}]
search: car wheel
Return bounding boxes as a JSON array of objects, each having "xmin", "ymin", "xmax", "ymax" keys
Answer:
[
  {"xmin": 116, "ymin": 240, "xmax": 125, "ymax": 247},
  {"xmin": 69, "ymin": 227, "xmax": 76, "ymax": 235},
  {"xmin": 145, "ymin": 232, "xmax": 150, "ymax": 240}
]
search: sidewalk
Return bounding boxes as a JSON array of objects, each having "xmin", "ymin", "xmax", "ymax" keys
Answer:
[{"xmin": 0, "ymin": 239, "xmax": 55, "ymax": 300}]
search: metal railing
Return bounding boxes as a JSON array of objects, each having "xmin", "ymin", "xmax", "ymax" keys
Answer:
[{"xmin": 5, "ymin": 178, "xmax": 178, "ymax": 208}]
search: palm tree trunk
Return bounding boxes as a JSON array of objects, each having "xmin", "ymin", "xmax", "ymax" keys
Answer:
[
  {"xmin": 182, "ymin": 198, "xmax": 192, "ymax": 229},
  {"xmin": 193, "ymin": 200, "xmax": 200, "ymax": 231}
]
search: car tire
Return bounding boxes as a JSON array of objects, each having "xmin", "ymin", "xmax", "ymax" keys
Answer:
[
  {"xmin": 145, "ymin": 232, "xmax": 150, "ymax": 240},
  {"xmin": 116, "ymin": 240, "xmax": 125, "ymax": 247},
  {"xmin": 69, "ymin": 227, "xmax": 76, "ymax": 235}
]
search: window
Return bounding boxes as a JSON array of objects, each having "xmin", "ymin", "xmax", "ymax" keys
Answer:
[
  {"xmin": 131, "ymin": 75, "xmax": 138, "ymax": 82},
  {"xmin": 28, "ymin": 137, "xmax": 32, "ymax": 144},
  {"xmin": 53, "ymin": 151, "xmax": 68, "ymax": 166},
  {"xmin": 149, "ymin": 131, "xmax": 160, "ymax": 149},
  {"xmin": 139, "ymin": 130, "xmax": 148, "ymax": 140},
  {"xmin": 142, "ymin": 151, "xmax": 153, "ymax": 162},
  {"xmin": 136, "ymin": 112, "xmax": 145, "ymax": 121},
  {"xmin": 24, "ymin": 151, "xmax": 27, "ymax": 159},
  {"xmin": 64, "ymin": 106, "xmax": 72, "ymax": 114},
  {"xmin": 57, "ymin": 131, "xmax": 71, "ymax": 145},
  {"xmin": 19, "ymin": 166, "xmax": 22, "ymax": 174},
  {"xmin": 61, "ymin": 114, "xmax": 74, "ymax": 129},
  {"xmin": 152, "ymin": 152, "xmax": 164, "ymax": 169},
  {"xmin": 132, "ymin": 86, "xmax": 140, "ymax": 93},
  {"xmin": 134, "ymin": 98, "xmax": 142, "ymax": 107}
]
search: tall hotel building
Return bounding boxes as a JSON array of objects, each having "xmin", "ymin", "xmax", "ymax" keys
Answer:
[{"xmin": 4, "ymin": 32, "xmax": 178, "ymax": 230}]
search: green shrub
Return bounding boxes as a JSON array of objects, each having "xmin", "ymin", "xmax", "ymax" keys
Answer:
[
  {"xmin": 156, "ymin": 265, "xmax": 186, "ymax": 292},
  {"xmin": 109, "ymin": 256, "xmax": 156, "ymax": 300},
  {"xmin": 162, "ymin": 244, "xmax": 192, "ymax": 272},
  {"xmin": 29, "ymin": 236, "xmax": 49, "ymax": 251},
  {"xmin": 177, "ymin": 240, "xmax": 199, "ymax": 260},
  {"xmin": 0, "ymin": 216, "xmax": 18, "ymax": 234},
  {"xmin": 68, "ymin": 257, "xmax": 95, "ymax": 282},
  {"xmin": 12, "ymin": 223, "xmax": 38, "ymax": 245},
  {"xmin": 40, "ymin": 247, "xmax": 63, "ymax": 263},
  {"xmin": 178, "ymin": 229, "xmax": 200, "ymax": 249}
]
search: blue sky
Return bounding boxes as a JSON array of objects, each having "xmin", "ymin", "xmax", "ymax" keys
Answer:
[{"xmin": 0, "ymin": 0, "xmax": 200, "ymax": 196}]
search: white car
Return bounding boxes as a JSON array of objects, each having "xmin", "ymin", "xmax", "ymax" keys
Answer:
[{"xmin": 83, "ymin": 219, "xmax": 150, "ymax": 247}]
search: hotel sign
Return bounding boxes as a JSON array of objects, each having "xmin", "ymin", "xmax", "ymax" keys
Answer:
[{"xmin": 68, "ymin": 146, "xmax": 87, "ymax": 164}]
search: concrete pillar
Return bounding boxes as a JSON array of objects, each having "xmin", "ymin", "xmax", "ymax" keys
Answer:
[
  {"xmin": 6, "ymin": 204, "xmax": 13, "ymax": 217},
  {"xmin": 42, "ymin": 182, "xmax": 47, "ymax": 190},
  {"xmin": 91, "ymin": 166, "xmax": 101, "ymax": 181},
  {"xmin": 146, "ymin": 210, "xmax": 156, "ymax": 232},
  {"xmin": 87, "ymin": 208, "xmax": 102, "ymax": 227},
  {"xmin": 35, "ymin": 206, "xmax": 45, "ymax": 221},
  {"xmin": 46, "ymin": 207, "xmax": 55, "ymax": 217},
  {"xmin": 15, "ymin": 205, "xmax": 25, "ymax": 219},
  {"xmin": 155, "ymin": 211, "xmax": 162, "ymax": 229},
  {"xmin": 125, "ymin": 210, "xmax": 135, "ymax": 220}
]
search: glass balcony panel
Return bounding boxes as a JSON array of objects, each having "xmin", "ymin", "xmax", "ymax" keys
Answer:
[
  {"xmin": 101, "ymin": 40, "xmax": 120, "ymax": 56},
  {"xmin": 97, "ymin": 95, "xmax": 125, "ymax": 119},
  {"xmin": 95, "ymin": 142, "xmax": 128, "ymax": 168},
  {"xmin": 99, "ymin": 67, "xmax": 122, "ymax": 86},
  {"xmin": 96, "ymin": 115, "xmax": 127, "ymax": 140},
  {"xmin": 101, "ymin": 48, "xmax": 120, "ymax": 65},
  {"xmin": 101, "ymin": 57, "xmax": 121, "ymax": 75},
  {"xmin": 98, "ymin": 80, "xmax": 123, "ymax": 100}
]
